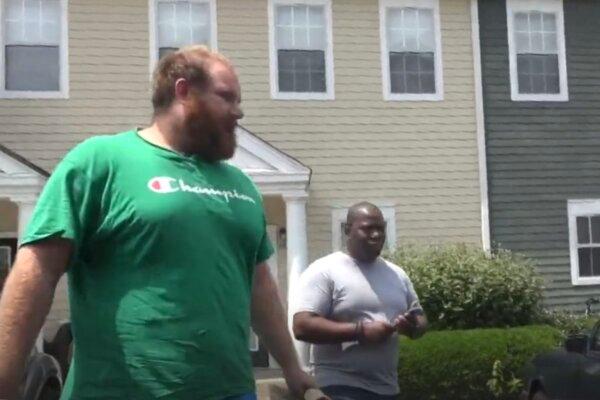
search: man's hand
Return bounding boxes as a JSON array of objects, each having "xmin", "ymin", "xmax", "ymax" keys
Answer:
[
  {"xmin": 283, "ymin": 367, "xmax": 330, "ymax": 400},
  {"xmin": 359, "ymin": 320, "xmax": 396, "ymax": 344},
  {"xmin": 392, "ymin": 311, "xmax": 427, "ymax": 339}
]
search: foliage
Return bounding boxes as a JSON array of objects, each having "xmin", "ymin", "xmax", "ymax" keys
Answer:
[
  {"xmin": 390, "ymin": 243, "xmax": 544, "ymax": 329},
  {"xmin": 397, "ymin": 325, "xmax": 561, "ymax": 400}
]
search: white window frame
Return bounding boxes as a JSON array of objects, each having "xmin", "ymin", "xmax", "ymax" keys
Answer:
[
  {"xmin": 379, "ymin": 0, "xmax": 444, "ymax": 102},
  {"xmin": 331, "ymin": 205, "xmax": 396, "ymax": 252},
  {"xmin": 148, "ymin": 0, "xmax": 218, "ymax": 75},
  {"xmin": 268, "ymin": 0, "xmax": 335, "ymax": 100},
  {"xmin": 0, "ymin": 0, "xmax": 69, "ymax": 99},
  {"xmin": 568, "ymin": 199, "xmax": 600, "ymax": 286},
  {"xmin": 506, "ymin": 0, "xmax": 568, "ymax": 102}
]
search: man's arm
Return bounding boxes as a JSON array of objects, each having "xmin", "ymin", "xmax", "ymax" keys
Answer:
[
  {"xmin": 0, "ymin": 238, "xmax": 71, "ymax": 399},
  {"xmin": 251, "ymin": 263, "xmax": 322, "ymax": 399},
  {"xmin": 293, "ymin": 312, "xmax": 395, "ymax": 345}
]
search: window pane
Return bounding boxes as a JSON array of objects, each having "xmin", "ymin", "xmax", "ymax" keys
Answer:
[
  {"xmin": 517, "ymin": 54, "xmax": 559, "ymax": 94},
  {"xmin": 531, "ymin": 32, "xmax": 544, "ymax": 53},
  {"xmin": 308, "ymin": 6, "xmax": 324, "ymax": 27},
  {"xmin": 542, "ymin": 13, "xmax": 557, "ymax": 33},
  {"xmin": 5, "ymin": 0, "xmax": 22, "ymax": 21},
  {"xmin": 420, "ymin": 72, "xmax": 435, "ymax": 93},
  {"xmin": 278, "ymin": 50, "xmax": 326, "ymax": 93},
  {"xmin": 276, "ymin": 26, "xmax": 293, "ymax": 49},
  {"xmin": 515, "ymin": 32, "xmax": 530, "ymax": 53},
  {"xmin": 406, "ymin": 72, "xmax": 420, "ymax": 92},
  {"xmin": 593, "ymin": 248, "xmax": 600, "ymax": 276},
  {"xmin": 390, "ymin": 53, "xmax": 406, "ymax": 93},
  {"xmin": 158, "ymin": 47, "xmax": 178, "ymax": 60},
  {"xmin": 420, "ymin": 52, "xmax": 434, "ymax": 72},
  {"xmin": 403, "ymin": 8, "xmax": 418, "ymax": 29},
  {"xmin": 276, "ymin": 5, "xmax": 292, "ymax": 26},
  {"xmin": 578, "ymin": 216, "xmax": 591, "ymax": 244},
  {"xmin": 175, "ymin": 2, "xmax": 191, "ymax": 45},
  {"xmin": 591, "ymin": 217, "xmax": 600, "ymax": 243},
  {"xmin": 293, "ymin": 4, "xmax": 307, "ymax": 26},
  {"xmin": 529, "ymin": 12, "xmax": 542, "ymax": 31},
  {"xmin": 5, "ymin": 45, "xmax": 59, "ymax": 91},
  {"xmin": 579, "ymin": 248, "xmax": 592, "ymax": 277},
  {"xmin": 405, "ymin": 53, "xmax": 419, "ymax": 72},
  {"xmin": 389, "ymin": 52, "xmax": 435, "ymax": 94},
  {"xmin": 514, "ymin": 12, "xmax": 529, "ymax": 32},
  {"xmin": 191, "ymin": 3, "xmax": 209, "ymax": 26},
  {"xmin": 309, "ymin": 27, "xmax": 326, "ymax": 50},
  {"xmin": 157, "ymin": 2, "xmax": 175, "ymax": 24},
  {"xmin": 544, "ymin": 32, "xmax": 558, "ymax": 53},
  {"xmin": 294, "ymin": 26, "xmax": 309, "ymax": 48},
  {"xmin": 41, "ymin": 0, "xmax": 61, "ymax": 43}
]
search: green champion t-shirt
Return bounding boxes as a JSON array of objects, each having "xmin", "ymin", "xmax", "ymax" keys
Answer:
[{"xmin": 22, "ymin": 130, "xmax": 274, "ymax": 399}]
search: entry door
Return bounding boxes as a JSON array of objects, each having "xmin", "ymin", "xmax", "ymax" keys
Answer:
[
  {"xmin": 250, "ymin": 226, "xmax": 278, "ymax": 367},
  {"xmin": 0, "ymin": 238, "xmax": 17, "ymax": 291}
]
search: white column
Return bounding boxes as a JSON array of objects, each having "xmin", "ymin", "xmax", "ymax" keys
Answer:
[
  {"xmin": 15, "ymin": 198, "xmax": 36, "ymax": 245},
  {"xmin": 283, "ymin": 194, "xmax": 310, "ymax": 369}
]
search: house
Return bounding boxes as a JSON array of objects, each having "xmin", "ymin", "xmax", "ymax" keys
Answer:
[
  {"xmin": 478, "ymin": 0, "xmax": 600, "ymax": 311},
  {"xmin": 0, "ymin": 0, "xmax": 486, "ymax": 366}
]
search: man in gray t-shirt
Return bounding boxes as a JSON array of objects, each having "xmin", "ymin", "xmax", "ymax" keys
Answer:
[{"xmin": 293, "ymin": 202, "xmax": 427, "ymax": 399}]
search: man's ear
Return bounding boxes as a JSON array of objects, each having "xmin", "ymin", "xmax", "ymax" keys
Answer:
[
  {"xmin": 343, "ymin": 222, "xmax": 351, "ymax": 236},
  {"xmin": 174, "ymin": 78, "xmax": 190, "ymax": 100}
]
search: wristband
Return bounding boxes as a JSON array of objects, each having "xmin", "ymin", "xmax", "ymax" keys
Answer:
[{"xmin": 355, "ymin": 319, "xmax": 364, "ymax": 343}]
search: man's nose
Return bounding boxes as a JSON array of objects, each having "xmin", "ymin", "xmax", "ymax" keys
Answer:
[{"xmin": 233, "ymin": 105, "xmax": 244, "ymax": 120}]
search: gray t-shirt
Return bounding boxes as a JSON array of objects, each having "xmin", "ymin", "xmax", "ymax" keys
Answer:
[{"xmin": 293, "ymin": 251, "xmax": 420, "ymax": 395}]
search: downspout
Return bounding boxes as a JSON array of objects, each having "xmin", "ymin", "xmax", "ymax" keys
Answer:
[{"xmin": 471, "ymin": 0, "xmax": 491, "ymax": 253}]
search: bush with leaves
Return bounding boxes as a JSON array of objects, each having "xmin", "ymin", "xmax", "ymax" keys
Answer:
[
  {"xmin": 389, "ymin": 243, "xmax": 543, "ymax": 329},
  {"xmin": 397, "ymin": 325, "xmax": 561, "ymax": 400}
]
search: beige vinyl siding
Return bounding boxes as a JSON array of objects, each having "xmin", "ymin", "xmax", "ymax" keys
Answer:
[
  {"xmin": 219, "ymin": 0, "xmax": 482, "ymax": 259},
  {"xmin": 0, "ymin": 0, "xmax": 152, "ymax": 172},
  {"xmin": 0, "ymin": 0, "xmax": 482, "ymax": 323}
]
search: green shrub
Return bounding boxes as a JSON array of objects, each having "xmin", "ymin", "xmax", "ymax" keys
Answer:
[
  {"xmin": 536, "ymin": 309, "xmax": 598, "ymax": 338},
  {"xmin": 390, "ymin": 243, "xmax": 543, "ymax": 329},
  {"xmin": 397, "ymin": 325, "xmax": 561, "ymax": 400}
]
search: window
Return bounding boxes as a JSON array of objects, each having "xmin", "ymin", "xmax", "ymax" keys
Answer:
[
  {"xmin": 506, "ymin": 0, "xmax": 568, "ymax": 101},
  {"xmin": 568, "ymin": 200, "xmax": 600, "ymax": 286},
  {"xmin": 0, "ymin": 0, "xmax": 68, "ymax": 98},
  {"xmin": 331, "ymin": 206, "xmax": 396, "ymax": 252},
  {"xmin": 269, "ymin": 0, "xmax": 334, "ymax": 100},
  {"xmin": 379, "ymin": 0, "xmax": 443, "ymax": 101},
  {"xmin": 0, "ymin": 246, "xmax": 10, "ymax": 289},
  {"xmin": 149, "ymin": 0, "xmax": 217, "ymax": 70}
]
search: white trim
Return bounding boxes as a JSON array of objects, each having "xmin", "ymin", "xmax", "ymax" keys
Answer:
[
  {"xmin": 568, "ymin": 199, "xmax": 600, "ymax": 286},
  {"xmin": 0, "ymin": 232, "xmax": 17, "ymax": 239},
  {"xmin": 506, "ymin": 0, "xmax": 568, "ymax": 102},
  {"xmin": 379, "ymin": 0, "xmax": 444, "ymax": 102},
  {"xmin": 148, "ymin": 0, "xmax": 218, "ymax": 76},
  {"xmin": 268, "ymin": 0, "xmax": 335, "ymax": 101},
  {"xmin": 470, "ymin": 0, "xmax": 490, "ymax": 253},
  {"xmin": 0, "ymin": 0, "xmax": 69, "ymax": 99},
  {"xmin": 331, "ymin": 204, "xmax": 396, "ymax": 252}
]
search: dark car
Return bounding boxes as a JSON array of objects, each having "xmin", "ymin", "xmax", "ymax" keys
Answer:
[
  {"xmin": 521, "ymin": 318, "xmax": 600, "ymax": 400},
  {"xmin": 12, "ymin": 321, "xmax": 73, "ymax": 400}
]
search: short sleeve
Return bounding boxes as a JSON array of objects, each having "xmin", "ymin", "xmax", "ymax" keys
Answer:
[
  {"xmin": 292, "ymin": 263, "xmax": 333, "ymax": 317},
  {"xmin": 21, "ymin": 141, "xmax": 103, "ymax": 256},
  {"xmin": 255, "ymin": 222, "xmax": 274, "ymax": 265},
  {"xmin": 404, "ymin": 277, "xmax": 422, "ymax": 311}
]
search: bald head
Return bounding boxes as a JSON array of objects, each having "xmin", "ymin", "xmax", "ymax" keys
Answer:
[
  {"xmin": 345, "ymin": 202, "xmax": 386, "ymax": 263},
  {"xmin": 346, "ymin": 202, "xmax": 384, "ymax": 228}
]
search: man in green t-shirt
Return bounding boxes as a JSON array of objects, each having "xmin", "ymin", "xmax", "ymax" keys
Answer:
[{"xmin": 0, "ymin": 46, "xmax": 321, "ymax": 400}]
